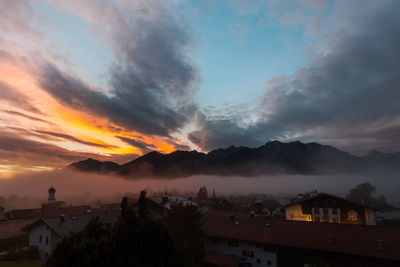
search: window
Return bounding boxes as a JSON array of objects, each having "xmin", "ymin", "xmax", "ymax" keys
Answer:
[
  {"xmin": 333, "ymin": 217, "xmax": 339, "ymax": 223},
  {"xmin": 267, "ymin": 260, "xmax": 272, "ymax": 265},
  {"xmin": 332, "ymin": 208, "xmax": 338, "ymax": 215},
  {"xmin": 239, "ymin": 263, "xmax": 252, "ymax": 267},
  {"xmin": 323, "ymin": 208, "xmax": 329, "ymax": 214},
  {"xmin": 263, "ymin": 244, "xmax": 276, "ymax": 252},
  {"xmin": 46, "ymin": 226, "xmax": 49, "ymax": 231},
  {"xmin": 314, "ymin": 208, "xmax": 320, "ymax": 214},
  {"xmin": 242, "ymin": 250, "xmax": 254, "ymax": 257},
  {"xmin": 314, "ymin": 216, "xmax": 320, "ymax": 222},
  {"xmin": 256, "ymin": 259, "xmax": 261, "ymax": 263},
  {"xmin": 210, "ymin": 237, "xmax": 220, "ymax": 245},
  {"xmin": 46, "ymin": 236, "xmax": 49, "ymax": 245},
  {"xmin": 228, "ymin": 240, "xmax": 239, "ymax": 247},
  {"xmin": 39, "ymin": 235, "xmax": 42, "ymax": 243}
]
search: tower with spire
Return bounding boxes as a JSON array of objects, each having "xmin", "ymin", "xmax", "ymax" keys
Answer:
[{"xmin": 48, "ymin": 187, "xmax": 56, "ymax": 204}]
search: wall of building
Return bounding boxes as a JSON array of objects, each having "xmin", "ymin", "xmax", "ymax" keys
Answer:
[
  {"xmin": 365, "ymin": 208, "xmax": 376, "ymax": 225},
  {"xmin": 286, "ymin": 197, "xmax": 376, "ymax": 225},
  {"xmin": 28, "ymin": 223, "xmax": 54, "ymax": 257},
  {"xmin": 286, "ymin": 204, "xmax": 312, "ymax": 221},
  {"xmin": 205, "ymin": 237, "xmax": 277, "ymax": 267}
]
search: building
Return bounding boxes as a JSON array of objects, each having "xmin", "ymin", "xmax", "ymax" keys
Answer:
[
  {"xmin": 285, "ymin": 191, "xmax": 376, "ymax": 225},
  {"xmin": 0, "ymin": 187, "xmax": 91, "ymax": 252},
  {"xmin": 202, "ymin": 211, "xmax": 400, "ymax": 267},
  {"xmin": 5, "ymin": 187, "xmax": 90, "ymax": 220},
  {"xmin": 42, "ymin": 186, "xmax": 67, "ymax": 208},
  {"xmin": 145, "ymin": 194, "xmax": 199, "ymax": 217},
  {"xmin": 149, "ymin": 194, "xmax": 198, "ymax": 209},
  {"xmin": 22, "ymin": 210, "xmax": 120, "ymax": 258},
  {"xmin": 0, "ymin": 218, "xmax": 35, "ymax": 252},
  {"xmin": 0, "ymin": 206, "xmax": 5, "ymax": 221}
]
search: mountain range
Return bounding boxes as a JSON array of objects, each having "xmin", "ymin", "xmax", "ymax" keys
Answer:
[{"xmin": 68, "ymin": 141, "xmax": 400, "ymax": 178}]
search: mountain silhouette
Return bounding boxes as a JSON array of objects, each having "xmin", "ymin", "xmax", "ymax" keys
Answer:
[{"xmin": 67, "ymin": 141, "xmax": 400, "ymax": 178}]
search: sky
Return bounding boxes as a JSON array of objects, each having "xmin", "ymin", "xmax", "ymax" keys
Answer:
[{"xmin": 0, "ymin": 0, "xmax": 399, "ymax": 178}]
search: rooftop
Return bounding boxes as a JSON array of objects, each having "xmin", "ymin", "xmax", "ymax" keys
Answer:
[
  {"xmin": 149, "ymin": 195, "xmax": 198, "ymax": 210},
  {"xmin": 203, "ymin": 211, "xmax": 400, "ymax": 261},
  {"xmin": 23, "ymin": 210, "xmax": 120, "ymax": 238}
]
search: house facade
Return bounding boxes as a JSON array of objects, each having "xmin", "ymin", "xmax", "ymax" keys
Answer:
[
  {"xmin": 26, "ymin": 221, "xmax": 60, "ymax": 257},
  {"xmin": 202, "ymin": 211, "xmax": 400, "ymax": 267},
  {"xmin": 205, "ymin": 237, "xmax": 278, "ymax": 267},
  {"xmin": 285, "ymin": 192, "xmax": 376, "ymax": 225},
  {"xmin": 23, "ymin": 210, "xmax": 120, "ymax": 258}
]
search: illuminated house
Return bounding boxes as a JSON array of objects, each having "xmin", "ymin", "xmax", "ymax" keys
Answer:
[{"xmin": 285, "ymin": 191, "xmax": 376, "ymax": 225}]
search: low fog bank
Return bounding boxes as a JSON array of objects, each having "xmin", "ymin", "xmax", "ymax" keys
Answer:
[{"xmin": 0, "ymin": 170, "xmax": 399, "ymax": 210}]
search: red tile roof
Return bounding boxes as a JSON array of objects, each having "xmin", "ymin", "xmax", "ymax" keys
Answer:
[
  {"xmin": 203, "ymin": 251, "xmax": 240, "ymax": 267},
  {"xmin": 202, "ymin": 211, "xmax": 400, "ymax": 261},
  {"xmin": 6, "ymin": 206, "xmax": 91, "ymax": 220},
  {"xmin": 0, "ymin": 219, "xmax": 35, "ymax": 239}
]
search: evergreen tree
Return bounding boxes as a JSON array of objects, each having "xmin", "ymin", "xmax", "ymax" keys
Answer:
[
  {"xmin": 47, "ymin": 191, "xmax": 185, "ymax": 267},
  {"xmin": 164, "ymin": 202, "xmax": 205, "ymax": 266},
  {"xmin": 196, "ymin": 186, "xmax": 208, "ymax": 200},
  {"xmin": 46, "ymin": 217, "xmax": 113, "ymax": 267}
]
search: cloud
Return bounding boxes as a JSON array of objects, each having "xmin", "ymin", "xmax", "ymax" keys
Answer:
[
  {"xmin": 0, "ymin": 110, "xmax": 51, "ymax": 124},
  {"xmin": 190, "ymin": 0, "xmax": 400, "ymax": 154},
  {"xmin": 0, "ymin": 81, "xmax": 42, "ymax": 114},
  {"xmin": 117, "ymin": 136, "xmax": 155, "ymax": 154},
  {"xmin": 38, "ymin": 0, "xmax": 199, "ymax": 137},
  {"xmin": 0, "ymin": 130, "xmax": 133, "ymax": 169},
  {"xmin": 35, "ymin": 130, "xmax": 117, "ymax": 149}
]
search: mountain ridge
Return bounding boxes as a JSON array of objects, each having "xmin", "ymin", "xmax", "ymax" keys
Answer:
[{"xmin": 67, "ymin": 141, "xmax": 400, "ymax": 178}]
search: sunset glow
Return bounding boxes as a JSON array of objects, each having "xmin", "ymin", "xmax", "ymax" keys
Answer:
[{"xmin": 0, "ymin": 0, "xmax": 399, "ymax": 178}]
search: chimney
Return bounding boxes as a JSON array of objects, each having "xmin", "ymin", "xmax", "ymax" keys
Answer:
[{"xmin": 378, "ymin": 240, "xmax": 387, "ymax": 251}]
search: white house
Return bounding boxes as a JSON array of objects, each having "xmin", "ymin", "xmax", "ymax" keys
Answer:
[
  {"xmin": 23, "ymin": 210, "xmax": 120, "ymax": 258},
  {"xmin": 203, "ymin": 213, "xmax": 278, "ymax": 267},
  {"xmin": 149, "ymin": 194, "xmax": 198, "ymax": 210}
]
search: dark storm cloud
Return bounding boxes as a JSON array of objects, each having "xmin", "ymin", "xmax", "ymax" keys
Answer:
[
  {"xmin": 188, "ymin": 118, "xmax": 262, "ymax": 151},
  {"xmin": 190, "ymin": 0, "xmax": 400, "ymax": 153},
  {"xmin": 37, "ymin": 0, "xmax": 198, "ymax": 137},
  {"xmin": 35, "ymin": 130, "xmax": 117, "ymax": 149},
  {"xmin": 0, "ymin": 131, "xmax": 107, "ymax": 166},
  {"xmin": 117, "ymin": 136, "xmax": 155, "ymax": 153}
]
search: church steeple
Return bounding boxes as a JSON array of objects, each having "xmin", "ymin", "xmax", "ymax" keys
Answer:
[{"xmin": 48, "ymin": 187, "xmax": 56, "ymax": 204}]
